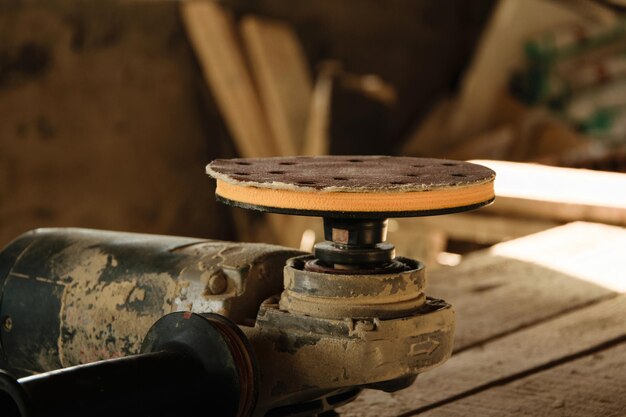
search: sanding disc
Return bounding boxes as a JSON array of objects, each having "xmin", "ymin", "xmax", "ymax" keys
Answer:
[{"xmin": 207, "ymin": 156, "xmax": 495, "ymax": 218}]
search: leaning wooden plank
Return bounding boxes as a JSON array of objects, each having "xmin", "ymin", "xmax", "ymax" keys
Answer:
[
  {"xmin": 241, "ymin": 16, "xmax": 312, "ymax": 156},
  {"xmin": 181, "ymin": 1, "xmax": 277, "ymax": 157},
  {"xmin": 339, "ymin": 294, "xmax": 626, "ymax": 416},
  {"xmin": 474, "ymin": 160, "xmax": 626, "ymax": 226},
  {"xmin": 446, "ymin": 0, "xmax": 611, "ymax": 143},
  {"xmin": 420, "ymin": 339, "xmax": 626, "ymax": 417},
  {"xmin": 302, "ymin": 61, "xmax": 338, "ymax": 156}
]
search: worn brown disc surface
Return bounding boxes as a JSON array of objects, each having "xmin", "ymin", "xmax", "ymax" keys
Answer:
[{"xmin": 207, "ymin": 156, "xmax": 495, "ymax": 218}]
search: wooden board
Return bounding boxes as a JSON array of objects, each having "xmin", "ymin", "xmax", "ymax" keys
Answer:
[
  {"xmin": 240, "ymin": 16, "xmax": 312, "ymax": 156},
  {"xmin": 397, "ymin": 161, "xmax": 626, "ymax": 252},
  {"xmin": 431, "ymin": 222, "xmax": 622, "ymax": 350},
  {"xmin": 303, "ymin": 61, "xmax": 341, "ymax": 156},
  {"xmin": 181, "ymin": 1, "xmax": 277, "ymax": 158},
  {"xmin": 182, "ymin": 2, "xmax": 295, "ymax": 249},
  {"xmin": 338, "ymin": 222, "xmax": 626, "ymax": 416},
  {"xmin": 475, "ymin": 160, "xmax": 626, "ymax": 227},
  {"xmin": 420, "ymin": 341, "xmax": 626, "ymax": 417},
  {"xmin": 447, "ymin": 0, "xmax": 613, "ymax": 142}
]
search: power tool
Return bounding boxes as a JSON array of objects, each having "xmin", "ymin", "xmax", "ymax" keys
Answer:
[{"xmin": 0, "ymin": 156, "xmax": 495, "ymax": 417}]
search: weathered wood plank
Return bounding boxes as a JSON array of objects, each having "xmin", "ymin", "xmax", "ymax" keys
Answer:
[
  {"xmin": 475, "ymin": 160, "xmax": 626, "ymax": 227},
  {"xmin": 446, "ymin": 0, "xmax": 611, "ymax": 142},
  {"xmin": 431, "ymin": 222, "xmax": 623, "ymax": 350},
  {"xmin": 241, "ymin": 16, "xmax": 312, "ymax": 156},
  {"xmin": 302, "ymin": 62, "xmax": 337, "ymax": 156},
  {"xmin": 181, "ymin": 1, "xmax": 277, "ymax": 158},
  {"xmin": 340, "ymin": 294, "xmax": 626, "ymax": 416},
  {"xmin": 420, "ymin": 340, "xmax": 626, "ymax": 417}
]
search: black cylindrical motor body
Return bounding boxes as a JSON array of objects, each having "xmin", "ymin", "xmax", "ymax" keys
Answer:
[{"xmin": 0, "ymin": 228, "xmax": 298, "ymax": 377}]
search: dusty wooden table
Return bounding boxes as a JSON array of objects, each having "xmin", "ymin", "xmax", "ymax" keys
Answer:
[{"xmin": 338, "ymin": 221, "xmax": 626, "ymax": 416}]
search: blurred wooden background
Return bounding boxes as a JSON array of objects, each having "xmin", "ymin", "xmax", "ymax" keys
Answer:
[{"xmin": 0, "ymin": 0, "xmax": 494, "ymax": 247}]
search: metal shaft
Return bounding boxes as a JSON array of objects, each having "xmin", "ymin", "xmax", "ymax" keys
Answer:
[{"xmin": 314, "ymin": 218, "xmax": 395, "ymax": 267}]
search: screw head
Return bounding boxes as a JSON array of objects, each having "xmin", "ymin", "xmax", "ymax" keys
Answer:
[
  {"xmin": 206, "ymin": 270, "xmax": 228, "ymax": 295},
  {"xmin": 3, "ymin": 316, "xmax": 13, "ymax": 332}
]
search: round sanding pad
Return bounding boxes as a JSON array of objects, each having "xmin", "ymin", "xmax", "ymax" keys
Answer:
[{"xmin": 207, "ymin": 156, "xmax": 495, "ymax": 218}]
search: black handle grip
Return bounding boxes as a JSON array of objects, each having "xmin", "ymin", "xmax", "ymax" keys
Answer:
[{"xmin": 0, "ymin": 312, "xmax": 258, "ymax": 417}]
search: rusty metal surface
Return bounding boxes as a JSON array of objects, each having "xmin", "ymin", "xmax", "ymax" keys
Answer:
[
  {"xmin": 280, "ymin": 255, "xmax": 426, "ymax": 319},
  {"xmin": 0, "ymin": 228, "xmax": 301, "ymax": 375},
  {"xmin": 242, "ymin": 253, "xmax": 454, "ymax": 415},
  {"xmin": 248, "ymin": 297, "xmax": 454, "ymax": 415}
]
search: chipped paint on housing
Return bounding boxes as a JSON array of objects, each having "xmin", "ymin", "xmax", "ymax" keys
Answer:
[
  {"xmin": 248, "ymin": 297, "xmax": 454, "ymax": 414},
  {"xmin": 57, "ymin": 247, "xmax": 178, "ymax": 366},
  {"xmin": 0, "ymin": 229, "xmax": 301, "ymax": 371}
]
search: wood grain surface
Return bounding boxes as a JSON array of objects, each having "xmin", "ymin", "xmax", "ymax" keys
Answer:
[
  {"xmin": 241, "ymin": 16, "xmax": 312, "ymax": 156},
  {"xmin": 475, "ymin": 160, "xmax": 626, "ymax": 227},
  {"xmin": 420, "ymin": 342, "xmax": 626, "ymax": 417},
  {"xmin": 181, "ymin": 1, "xmax": 278, "ymax": 158}
]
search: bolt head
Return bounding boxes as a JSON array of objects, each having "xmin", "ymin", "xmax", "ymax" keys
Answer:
[
  {"xmin": 3, "ymin": 316, "xmax": 12, "ymax": 332},
  {"xmin": 207, "ymin": 270, "xmax": 228, "ymax": 295}
]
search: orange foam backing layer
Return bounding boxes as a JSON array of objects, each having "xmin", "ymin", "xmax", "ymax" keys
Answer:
[{"xmin": 216, "ymin": 179, "xmax": 495, "ymax": 212}]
